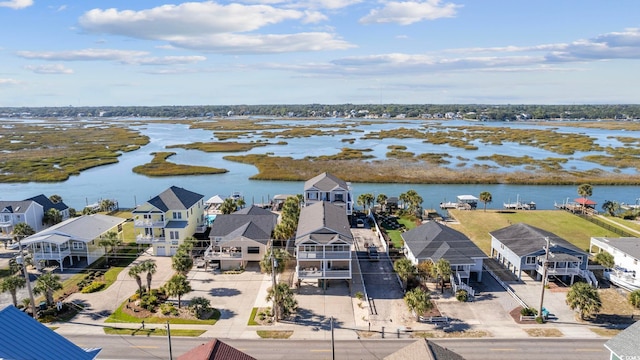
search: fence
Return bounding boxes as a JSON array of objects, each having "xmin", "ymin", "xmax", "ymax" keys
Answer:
[{"xmin": 574, "ymin": 214, "xmax": 634, "ymax": 237}]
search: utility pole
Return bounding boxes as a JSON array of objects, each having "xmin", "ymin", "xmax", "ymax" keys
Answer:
[
  {"xmin": 331, "ymin": 316, "xmax": 335, "ymax": 360},
  {"xmin": 271, "ymin": 251, "xmax": 279, "ymax": 322},
  {"xmin": 18, "ymin": 236, "xmax": 37, "ymax": 319},
  {"xmin": 538, "ymin": 237, "xmax": 550, "ymax": 322},
  {"xmin": 166, "ymin": 321, "xmax": 173, "ymax": 360}
]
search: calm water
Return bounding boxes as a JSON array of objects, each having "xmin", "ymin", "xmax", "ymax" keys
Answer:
[{"xmin": 1, "ymin": 118, "xmax": 638, "ymax": 211}]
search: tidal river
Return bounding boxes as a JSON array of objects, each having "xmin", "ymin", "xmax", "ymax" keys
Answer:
[{"xmin": 0, "ymin": 119, "xmax": 638, "ymax": 211}]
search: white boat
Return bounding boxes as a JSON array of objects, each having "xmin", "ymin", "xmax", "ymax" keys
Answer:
[{"xmin": 604, "ymin": 267, "xmax": 640, "ymax": 291}]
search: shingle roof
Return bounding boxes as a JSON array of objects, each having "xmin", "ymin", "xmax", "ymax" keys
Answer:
[
  {"xmin": 0, "ymin": 305, "xmax": 100, "ymax": 360},
  {"xmin": 592, "ymin": 237, "xmax": 640, "ymax": 259},
  {"xmin": 490, "ymin": 223, "xmax": 585, "ymax": 257},
  {"xmin": 295, "ymin": 201, "xmax": 352, "ymax": 245},
  {"xmin": 384, "ymin": 339, "xmax": 465, "ymax": 360},
  {"xmin": 401, "ymin": 221, "xmax": 486, "ymax": 265},
  {"xmin": 233, "ymin": 205, "xmax": 275, "ymax": 216},
  {"xmin": 177, "ymin": 338, "xmax": 256, "ymax": 360},
  {"xmin": 304, "ymin": 172, "xmax": 349, "ymax": 191},
  {"xmin": 604, "ymin": 320, "xmax": 640, "ymax": 357},
  {"xmin": 0, "ymin": 200, "xmax": 36, "ymax": 214},
  {"xmin": 147, "ymin": 186, "xmax": 204, "ymax": 212},
  {"xmin": 209, "ymin": 211, "xmax": 277, "ymax": 245},
  {"xmin": 25, "ymin": 194, "xmax": 69, "ymax": 212}
]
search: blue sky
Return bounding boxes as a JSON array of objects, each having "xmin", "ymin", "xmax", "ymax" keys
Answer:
[{"xmin": 1, "ymin": 0, "xmax": 639, "ymax": 106}]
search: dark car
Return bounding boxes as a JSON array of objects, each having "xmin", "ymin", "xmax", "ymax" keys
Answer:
[{"xmin": 368, "ymin": 246, "xmax": 379, "ymax": 261}]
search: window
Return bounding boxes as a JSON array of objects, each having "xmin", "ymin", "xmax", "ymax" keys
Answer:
[
  {"xmin": 335, "ymin": 193, "xmax": 344, "ymax": 202},
  {"xmin": 173, "ymin": 212, "xmax": 182, "ymax": 220},
  {"xmin": 72, "ymin": 242, "xmax": 84, "ymax": 250},
  {"xmin": 525, "ymin": 256, "xmax": 536, "ymax": 265},
  {"xmin": 248, "ymin": 247, "xmax": 260, "ymax": 254}
]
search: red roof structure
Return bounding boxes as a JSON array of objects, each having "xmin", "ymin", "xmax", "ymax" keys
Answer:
[
  {"xmin": 575, "ymin": 197, "xmax": 597, "ymax": 206},
  {"xmin": 177, "ymin": 339, "xmax": 256, "ymax": 360}
]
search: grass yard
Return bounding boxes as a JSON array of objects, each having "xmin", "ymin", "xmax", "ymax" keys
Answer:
[
  {"xmin": 384, "ymin": 215, "xmax": 420, "ymax": 248},
  {"xmin": 105, "ymin": 301, "xmax": 219, "ymax": 325},
  {"xmin": 104, "ymin": 326, "xmax": 206, "ymax": 337},
  {"xmin": 598, "ymin": 216, "xmax": 640, "ymax": 234},
  {"xmin": 256, "ymin": 330, "xmax": 293, "ymax": 339},
  {"xmin": 447, "ymin": 209, "xmax": 621, "ymax": 255}
]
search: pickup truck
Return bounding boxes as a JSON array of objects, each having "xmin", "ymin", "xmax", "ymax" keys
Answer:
[{"xmin": 368, "ymin": 246, "xmax": 379, "ymax": 261}]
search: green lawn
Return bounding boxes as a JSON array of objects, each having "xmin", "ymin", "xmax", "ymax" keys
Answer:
[
  {"xmin": 106, "ymin": 301, "xmax": 220, "ymax": 325},
  {"xmin": 103, "ymin": 326, "xmax": 206, "ymax": 337},
  {"xmin": 384, "ymin": 216, "xmax": 419, "ymax": 249},
  {"xmin": 448, "ymin": 210, "xmax": 621, "ymax": 255},
  {"xmin": 599, "ymin": 215, "xmax": 640, "ymax": 234}
]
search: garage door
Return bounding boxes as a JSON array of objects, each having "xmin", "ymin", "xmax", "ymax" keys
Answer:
[{"xmin": 156, "ymin": 246, "xmax": 166, "ymax": 256}]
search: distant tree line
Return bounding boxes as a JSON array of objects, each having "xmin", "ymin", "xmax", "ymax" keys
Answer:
[{"xmin": 1, "ymin": 104, "xmax": 639, "ymax": 120}]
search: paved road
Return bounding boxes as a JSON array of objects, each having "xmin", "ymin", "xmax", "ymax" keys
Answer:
[{"xmin": 64, "ymin": 335, "xmax": 608, "ymax": 360}]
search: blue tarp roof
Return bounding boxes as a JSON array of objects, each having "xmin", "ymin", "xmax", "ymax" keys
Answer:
[{"xmin": 0, "ymin": 305, "xmax": 100, "ymax": 360}]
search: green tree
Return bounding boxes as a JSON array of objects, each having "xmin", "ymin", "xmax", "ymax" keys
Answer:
[
  {"xmin": 260, "ymin": 249, "xmax": 290, "ymax": 274},
  {"xmin": 172, "ymin": 249, "xmax": 193, "ymax": 275},
  {"xmin": 393, "ymin": 258, "xmax": 416, "ymax": 291},
  {"xmin": 189, "ymin": 296, "xmax": 211, "ymax": 318},
  {"xmin": 629, "ymin": 290, "xmax": 640, "ymax": 309},
  {"xmin": 273, "ymin": 196, "xmax": 300, "ymax": 241},
  {"xmin": 566, "ymin": 282, "xmax": 601, "ymax": 320},
  {"xmin": 220, "ymin": 198, "xmax": 237, "ymax": 214},
  {"xmin": 33, "ymin": 272, "xmax": 63, "ymax": 307},
  {"xmin": 43, "ymin": 208, "xmax": 63, "ymax": 226},
  {"xmin": 357, "ymin": 193, "xmax": 375, "ymax": 214},
  {"xmin": 0, "ymin": 275, "xmax": 26, "ymax": 307},
  {"xmin": 13, "ymin": 223, "xmax": 35, "ymax": 242},
  {"xmin": 431, "ymin": 259, "xmax": 452, "ymax": 293},
  {"xmin": 479, "ymin": 191, "xmax": 492, "ymax": 212},
  {"xmin": 601, "ymin": 200, "xmax": 620, "ymax": 217},
  {"xmin": 399, "ymin": 190, "xmax": 423, "ymax": 216},
  {"xmin": 98, "ymin": 231, "xmax": 121, "ymax": 266},
  {"xmin": 404, "ymin": 287, "xmax": 433, "ymax": 320},
  {"xmin": 141, "ymin": 260, "xmax": 157, "ymax": 292},
  {"xmin": 577, "ymin": 184, "xmax": 593, "ymax": 214},
  {"xmin": 165, "ymin": 274, "xmax": 192, "ymax": 308},
  {"xmin": 235, "ymin": 197, "xmax": 246, "ymax": 209},
  {"xmin": 100, "ymin": 199, "xmax": 116, "ymax": 212},
  {"xmin": 376, "ymin": 193, "xmax": 388, "ymax": 213},
  {"xmin": 593, "ymin": 251, "xmax": 614, "ymax": 269},
  {"xmin": 266, "ymin": 282, "xmax": 297, "ymax": 320},
  {"xmin": 128, "ymin": 264, "xmax": 144, "ymax": 294},
  {"xmin": 49, "ymin": 194, "xmax": 63, "ymax": 204}
]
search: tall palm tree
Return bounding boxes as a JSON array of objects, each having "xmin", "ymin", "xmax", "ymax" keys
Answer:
[
  {"xmin": 128, "ymin": 264, "xmax": 144, "ymax": 294},
  {"xmin": 376, "ymin": 193, "xmax": 388, "ymax": 213},
  {"xmin": 404, "ymin": 287, "xmax": 432, "ymax": 320},
  {"xmin": 100, "ymin": 199, "xmax": 116, "ymax": 212},
  {"xmin": 566, "ymin": 282, "xmax": 601, "ymax": 320},
  {"xmin": 172, "ymin": 249, "xmax": 193, "ymax": 275},
  {"xmin": 220, "ymin": 198, "xmax": 237, "ymax": 214},
  {"xmin": 33, "ymin": 272, "xmax": 63, "ymax": 307},
  {"xmin": 266, "ymin": 282, "xmax": 297, "ymax": 320},
  {"xmin": 0, "ymin": 275, "xmax": 26, "ymax": 306},
  {"xmin": 431, "ymin": 259, "xmax": 452, "ymax": 293},
  {"xmin": 142, "ymin": 260, "xmax": 157, "ymax": 293},
  {"xmin": 44, "ymin": 208, "xmax": 63, "ymax": 226},
  {"xmin": 260, "ymin": 249, "xmax": 290, "ymax": 274},
  {"xmin": 601, "ymin": 200, "xmax": 620, "ymax": 217},
  {"xmin": 235, "ymin": 197, "xmax": 246, "ymax": 209},
  {"xmin": 399, "ymin": 190, "xmax": 423, "ymax": 216},
  {"xmin": 393, "ymin": 258, "xmax": 416, "ymax": 291},
  {"xmin": 577, "ymin": 183, "xmax": 593, "ymax": 214},
  {"xmin": 98, "ymin": 231, "xmax": 121, "ymax": 266},
  {"xmin": 165, "ymin": 274, "xmax": 192, "ymax": 308},
  {"xmin": 13, "ymin": 223, "xmax": 35, "ymax": 242},
  {"xmin": 357, "ymin": 193, "xmax": 375, "ymax": 214},
  {"xmin": 479, "ymin": 191, "xmax": 492, "ymax": 212}
]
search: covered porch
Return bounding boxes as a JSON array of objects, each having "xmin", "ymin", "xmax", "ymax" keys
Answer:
[
  {"xmin": 536, "ymin": 252, "xmax": 582, "ymax": 285},
  {"xmin": 22, "ymin": 234, "xmax": 73, "ymax": 272}
]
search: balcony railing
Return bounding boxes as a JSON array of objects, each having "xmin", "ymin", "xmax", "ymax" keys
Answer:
[
  {"xmin": 204, "ymin": 252, "xmax": 243, "ymax": 259},
  {"xmin": 297, "ymin": 268, "xmax": 351, "ymax": 279},
  {"xmin": 136, "ymin": 234, "xmax": 166, "ymax": 244},
  {"xmin": 0, "ymin": 220, "xmax": 13, "ymax": 227},
  {"xmin": 134, "ymin": 219, "xmax": 166, "ymax": 228},
  {"xmin": 537, "ymin": 264, "xmax": 581, "ymax": 276},
  {"xmin": 33, "ymin": 248, "xmax": 71, "ymax": 261},
  {"xmin": 297, "ymin": 251, "xmax": 351, "ymax": 260}
]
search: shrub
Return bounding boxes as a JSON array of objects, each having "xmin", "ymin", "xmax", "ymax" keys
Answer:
[
  {"xmin": 160, "ymin": 302, "xmax": 178, "ymax": 316},
  {"xmin": 455, "ymin": 289, "xmax": 469, "ymax": 302},
  {"xmin": 355, "ymin": 291, "xmax": 364, "ymax": 300},
  {"xmin": 81, "ymin": 281, "xmax": 106, "ymax": 293},
  {"xmin": 520, "ymin": 307, "xmax": 538, "ymax": 316},
  {"xmin": 140, "ymin": 294, "xmax": 159, "ymax": 311}
]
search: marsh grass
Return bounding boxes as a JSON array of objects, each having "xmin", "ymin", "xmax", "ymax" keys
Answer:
[
  {"xmin": 167, "ymin": 141, "xmax": 285, "ymax": 152},
  {"xmin": 132, "ymin": 152, "xmax": 228, "ymax": 176}
]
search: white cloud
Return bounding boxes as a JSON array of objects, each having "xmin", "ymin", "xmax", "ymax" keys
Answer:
[
  {"xmin": 78, "ymin": 2, "xmax": 352, "ymax": 54},
  {"xmin": 0, "ymin": 78, "xmax": 20, "ymax": 85},
  {"xmin": 122, "ymin": 55, "xmax": 207, "ymax": 65},
  {"xmin": 24, "ymin": 64, "xmax": 74, "ymax": 74},
  {"xmin": 0, "ymin": 0, "xmax": 32, "ymax": 10},
  {"xmin": 360, "ymin": 0, "xmax": 460, "ymax": 25},
  {"xmin": 17, "ymin": 49, "xmax": 149, "ymax": 61}
]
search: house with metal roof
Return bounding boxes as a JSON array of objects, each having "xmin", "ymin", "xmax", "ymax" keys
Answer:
[
  {"xmin": 0, "ymin": 305, "xmax": 101, "ymax": 360},
  {"xmin": 604, "ymin": 320, "xmax": 640, "ymax": 359},
  {"xmin": 295, "ymin": 201, "xmax": 353, "ymax": 286},
  {"xmin": 402, "ymin": 221, "xmax": 486, "ymax": 283},
  {"xmin": 490, "ymin": 223, "xmax": 593, "ymax": 285},
  {"xmin": 590, "ymin": 237, "xmax": 640, "ymax": 291},
  {"xmin": 20, "ymin": 214, "xmax": 125, "ymax": 271},
  {"xmin": 0, "ymin": 200, "xmax": 44, "ymax": 244},
  {"xmin": 303, "ymin": 172, "xmax": 354, "ymax": 216},
  {"xmin": 132, "ymin": 186, "xmax": 205, "ymax": 256},
  {"xmin": 204, "ymin": 205, "xmax": 277, "ymax": 270}
]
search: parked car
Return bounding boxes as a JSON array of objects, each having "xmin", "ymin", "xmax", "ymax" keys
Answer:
[
  {"xmin": 368, "ymin": 246, "xmax": 379, "ymax": 261},
  {"xmin": 356, "ymin": 219, "xmax": 365, "ymax": 228}
]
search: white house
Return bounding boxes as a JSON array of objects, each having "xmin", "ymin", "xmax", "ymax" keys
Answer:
[
  {"xmin": 20, "ymin": 214, "xmax": 125, "ymax": 271},
  {"xmin": 0, "ymin": 200, "xmax": 44, "ymax": 244},
  {"xmin": 303, "ymin": 172, "xmax": 354, "ymax": 216},
  {"xmin": 295, "ymin": 201, "xmax": 353, "ymax": 287},
  {"xmin": 590, "ymin": 237, "xmax": 640, "ymax": 291},
  {"xmin": 133, "ymin": 186, "xmax": 205, "ymax": 256}
]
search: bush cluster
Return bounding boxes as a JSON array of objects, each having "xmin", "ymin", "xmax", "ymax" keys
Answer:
[{"xmin": 81, "ymin": 281, "xmax": 106, "ymax": 293}]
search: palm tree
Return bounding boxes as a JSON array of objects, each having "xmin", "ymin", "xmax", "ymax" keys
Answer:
[
  {"xmin": 273, "ymin": 197, "xmax": 301, "ymax": 242},
  {"xmin": 44, "ymin": 208, "xmax": 63, "ymax": 226},
  {"xmin": 404, "ymin": 287, "xmax": 432, "ymax": 320},
  {"xmin": 98, "ymin": 231, "xmax": 121, "ymax": 266},
  {"xmin": 399, "ymin": 190, "xmax": 423, "ymax": 216},
  {"xmin": 165, "ymin": 274, "xmax": 192, "ymax": 308},
  {"xmin": 128, "ymin": 264, "xmax": 144, "ymax": 294},
  {"xmin": 629, "ymin": 290, "xmax": 640, "ymax": 309},
  {"xmin": 357, "ymin": 193, "xmax": 375, "ymax": 214},
  {"xmin": 479, "ymin": 191, "xmax": 492, "ymax": 212},
  {"xmin": 33, "ymin": 272, "xmax": 63, "ymax": 307},
  {"xmin": 260, "ymin": 249, "xmax": 290, "ymax": 274},
  {"xmin": 577, "ymin": 183, "xmax": 593, "ymax": 214},
  {"xmin": 189, "ymin": 296, "xmax": 211, "ymax": 318},
  {"xmin": 100, "ymin": 199, "xmax": 116, "ymax": 212},
  {"xmin": 376, "ymin": 193, "xmax": 388, "ymax": 213},
  {"xmin": 13, "ymin": 222, "xmax": 35, "ymax": 242},
  {"xmin": 172, "ymin": 249, "xmax": 193, "ymax": 275},
  {"xmin": 141, "ymin": 260, "xmax": 157, "ymax": 292},
  {"xmin": 266, "ymin": 282, "xmax": 297, "ymax": 320},
  {"xmin": 49, "ymin": 194, "xmax": 63, "ymax": 204},
  {"xmin": 566, "ymin": 282, "xmax": 601, "ymax": 320},
  {"xmin": 601, "ymin": 200, "xmax": 620, "ymax": 217},
  {"xmin": 0, "ymin": 275, "xmax": 26, "ymax": 306},
  {"xmin": 393, "ymin": 258, "xmax": 416, "ymax": 291},
  {"xmin": 235, "ymin": 197, "xmax": 246, "ymax": 209},
  {"xmin": 431, "ymin": 259, "xmax": 452, "ymax": 293},
  {"xmin": 593, "ymin": 251, "xmax": 614, "ymax": 269},
  {"xmin": 220, "ymin": 198, "xmax": 237, "ymax": 214}
]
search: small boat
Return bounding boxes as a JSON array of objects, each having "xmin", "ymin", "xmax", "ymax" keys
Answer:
[{"xmin": 604, "ymin": 267, "xmax": 640, "ymax": 291}]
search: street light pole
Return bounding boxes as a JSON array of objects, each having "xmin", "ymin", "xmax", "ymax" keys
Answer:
[
  {"xmin": 18, "ymin": 236, "xmax": 38, "ymax": 319},
  {"xmin": 538, "ymin": 237, "xmax": 550, "ymax": 322}
]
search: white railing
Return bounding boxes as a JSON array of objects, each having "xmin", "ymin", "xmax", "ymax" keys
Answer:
[
  {"xmin": 297, "ymin": 268, "xmax": 351, "ymax": 278},
  {"xmin": 536, "ymin": 264, "xmax": 581, "ymax": 276},
  {"xmin": 33, "ymin": 248, "xmax": 71, "ymax": 261},
  {"xmin": 136, "ymin": 234, "xmax": 166, "ymax": 244},
  {"xmin": 297, "ymin": 251, "xmax": 351, "ymax": 260},
  {"xmin": 134, "ymin": 219, "xmax": 166, "ymax": 228}
]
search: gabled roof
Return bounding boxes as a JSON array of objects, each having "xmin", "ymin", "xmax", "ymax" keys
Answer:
[
  {"xmin": 0, "ymin": 200, "xmax": 37, "ymax": 214},
  {"xmin": 296, "ymin": 201, "xmax": 353, "ymax": 245},
  {"xmin": 490, "ymin": 223, "xmax": 585, "ymax": 257},
  {"xmin": 604, "ymin": 320, "xmax": 640, "ymax": 358},
  {"xmin": 575, "ymin": 197, "xmax": 597, "ymax": 205},
  {"xmin": 402, "ymin": 221, "xmax": 486, "ymax": 265},
  {"xmin": 384, "ymin": 338, "xmax": 465, "ymax": 360},
  {"xmin": 233, "ymin": 205, "xmax": 275, "ymax": 216},
  {"xmin": 178, "ymin": 338, "xmax": 256, "ymax": 360},
  {"xmin": 26, "ymin": 194, "xmax": 69, "ymax": 212},
  {"xmin": 147, "ymin": 186, "xmax": 204, "ymax": 212},
  {"xmin": 205, "ymin": 195, "xmax": 227, "ymax": 205},
  {"xmin": 304, "ymin": 172, "xmax": 349, "ymax": 192},
  {"xmin": 209, "ymin": 211, "xmax": 277, "ymax": 245},
  {"xmin": 592, "ymin": 237, "xmax": 640, "ymax": 259},
  {"xmin": 21, "ymin": 214, "xmax": 124, "ymax": 245},
  {"xmin": 0, "ymin": 305, "xmax": 101, "ymax": 360}
]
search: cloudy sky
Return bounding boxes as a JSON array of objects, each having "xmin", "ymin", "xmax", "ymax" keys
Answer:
[{"xmin": 1, "ymin": 0, "xmax": 639, "ymax": 106}]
